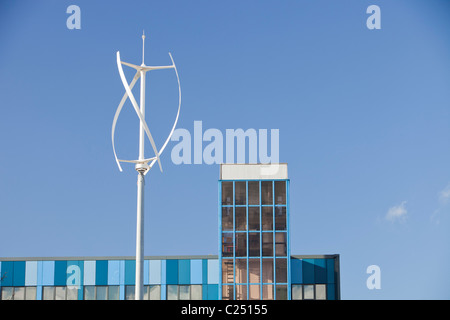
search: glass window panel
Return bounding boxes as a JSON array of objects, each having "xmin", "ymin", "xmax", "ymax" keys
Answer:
[
  {"xmin": 235, "ymin": 233, "xmax": 247, "ymax": 257},
  {"xmin": 125, "ymin": 285, "xmax": 135, "ymax": 300},
  {"xmin": 261, "ymin": 181, "xmax": 273, "ymax": 205},
  {"xmin": 316, "ymin": 284, "xmax": 326, "ymax": 300},
  {"xmin": 248, "ymin": 259, "xmax": 260, "ymax": 283},
  {"xmin": 235, "ymin": 181, "xmax": 246, "ymax": 205},
  {"xmin": 14, "ymin": 287, "xmax": 25, "ymax": 300},
  {"xmin": 222, "ymin": 207, "xmax": 233, "ymax": 231},
  {"xmin": 235, "ymin": 259, "xmax": 247, "ymax": 284},
  {"xmin": 249, "ymin": 284, "xmax": 260, "ymax": 300},
  {"xmin": 222, "ymin": 233, "xmax": 233, "ymax": 257},
  {"xmin": 167, "ymin": 285, "xmax": 178, "ymax": 300},
  {"xmin": 222, "ymin": 260, "xmax": 234, "ymax": 284},
  {"xmin": 235, "ymin": 207, "xmax": 247, "ymax": 231},
  {"xmin": 1, "ymin": 287, "xmax": 14, "ymax": 300},
  {"xmin": 222, "ymin": 182, "xmax": 233, "ymax": 205},
  {"xmin": 191, "ymin": 285, "xmax": 202, "ymax": 300},
  {"xmin": 55, "ymin": 286, "xmax": 66, "ymax": 300},
  {"xmin": 149, "ymin": 285, "xmax": 161, "ymax": 300},
  {"xmin": 275, "ymin": 181, "xmax": 286, "ymax": 205},
  {"xmin": 262, "ymin": 259, "xmax": 274, "ymax": 283},
  {"xmin": 143, "ymin": 285, "xmax": 150, "ymax": 300},
  {"xmin": 275, "ymin": 232, "xmax": 287, "ymax": 256},
  {"xmin": 179, "ymin": 285, "xmax": 190, "ymax": 300},
  {"xmin": 275, "ymin": 259, "xmax": 287, "ymax": 283},
  {"xmin": 96, "ymin": 286, "xmax": 107, "ymax": 300},
  {"xmin": 262, "ymin": 284, "xmax": 274, "ymax": 300},
  {"xmin": 304, "ymin": 285, "xmax": 314, "ymax": 300},
  {"xmin": 248, "ymin": 181, "xmax": 259, "ymax": 205},
  {"xmin": 66, "ymin": 287, "xmax": 78, "ymax": 300},
  {"xmin": 108, "ymin": 286, "xmax": 120, "ymax": 300},
  {"xmin": 276, "ymin": 285, "xmax": 287, "ymax": 300},
  {"xmin": 248, "ymin": 233, "xmax": 260, "ymax": 257},
  {"xmin": 25, "ymin": 286, "xmax": 37, "ymax": 300},
  {"xmin": 292, "ymin": 285, "xmax": 303, "ymax": 300},
  {"xmin": 222, "ymin": 285, "xmax": 234, "ymax": 300},
  {"xmin": 236, "ymin": 285, "xmax": 247, "ymax": 300},
  {"xmin": 275, "ymin": 207, "xmax": 286, "ymax": 230},
  {"xmin": 262, "ymin": 207, "xmax": 273, "ymax": 230},
  {"xmin": 84, "ymin": 286, "xmax": 95, "ymax": 300},
  {"xmin": 248, "ymin": 207, "xmax": 260, "ymax": 231},
  {"xmin": 43, "ymin": 286, "xmax": 55, "ymax": 300},
  {"xmin": 262, "ymin": 233, "xmax": 273, "ymax": 257}
]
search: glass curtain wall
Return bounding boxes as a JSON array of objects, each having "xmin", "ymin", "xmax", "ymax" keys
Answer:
[{"xmin": 220, "ymin": 180, "xmax": 290, "ymax": 300}]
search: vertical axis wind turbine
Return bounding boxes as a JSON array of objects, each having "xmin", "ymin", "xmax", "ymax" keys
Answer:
[{"xmin": 111, "ymin": 32, "xmax": 181, "ymax": 300}]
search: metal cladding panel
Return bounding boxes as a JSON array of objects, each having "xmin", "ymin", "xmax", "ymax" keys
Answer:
[
  {"xmin": 1, "ymin": 261, "xmax": 14, "ymax": 286},
  {"xmin": 25, "ymin": 261, "xmax": 38, "ymax": 286},
  {"xmin": 84, "ymin": 261, "xmax": 96, "ymax": 286},
  {"xmin": 166, "ymin": 259, "xmax": 178, "ymax": 285},
  {"xmin": 149, "ymin": 260, "xmax": 161, "ymax": 284},
  {"xmin": 95, "ymin": 260, "xmax": 108, "ymax": 286},
  {"xmin": 107, "ymin": 260, "xmax": 120, "ymax": 285},
  {"xmin": 54, "ymin": 260, "xmax": 67, "ymax": 286},
  {"xmin": 124, "ymin": 260, "xmax": 135, "ymax": 285},
  {"xmin": 178, "ymin": 260, "xmax": 190, "ymax": 285},
  {"xmin": 190, "ymin": 259, "xmax": 203, "ymax": 285},
  {"xmin": 42, "ymin": 261, "xmax": 55, "ymax": 286}
]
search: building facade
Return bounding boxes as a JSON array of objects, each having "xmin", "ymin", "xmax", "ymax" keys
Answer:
[{"xmin": 0, "ymin": 164, "xmax": 340, "ymax": 300}]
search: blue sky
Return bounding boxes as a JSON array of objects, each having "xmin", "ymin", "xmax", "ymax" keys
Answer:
[{"xmin": 1, "ymin": 0, "xmax": 449, "ymax": 299}]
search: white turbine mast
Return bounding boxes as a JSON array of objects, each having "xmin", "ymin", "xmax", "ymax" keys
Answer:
[{"xmin": 111, "ymin": 31, "xmax": 181, "ymax": 300}]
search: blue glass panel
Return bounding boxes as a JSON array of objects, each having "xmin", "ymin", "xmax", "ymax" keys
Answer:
[
  {"xmin": 13, "ymin": 261, "xmax": 25, "ymax": 286},
  {"xmin": 290, "ymin": 258, "xmax": 302, "ymax": 284},
  {"xmin": 149, "ymin": 260, "xmax": 161, "ymax": 284},
  {"xmin": 202, "ymin": 259, "xmax": 208, "ymax": 284},
  {"xmin": 327, "ymin": 283, "xmax": 335, "ymax": 300},
  {"xmin": 25, "ymin": 261, "xmax": 38, "ymax": 286},
  {"xmin": 125, "ymin": 260, "xmax": 135, "ymax": 285},
  {"xmin": 96, "ymin": 260, "xmax": 108, "ymax": 285},
  {"xmin": 66, "ymin": 261, "xmax": 83, "ymax": 290},
  {"xmin": 190, "ymin": 260, "xmax": 203, "ymax": 284},
  {"xmin": 178, "ymin": 260, "xmax": 190, "ymax": 285},
  {"xmin": 326, "ymin": 259, "xmax": 335, "ymax": 284},
  {"xmin": 207, "ymin": 284, "xmax": 219, "ymax": 300},
  {"xmin": 1, "ymin": 261, "xmax": 13, "ymax": 286},
  {"xmin": 302, "ymin": 259, "xmax": 315, "ymax": 284},
  {"xmin": 54, "ymin": 260, "xmax": 67, "ymax": 286},
  {"xmin": 84, "ymin": 261, "xmax": 96, "ymax": 285},
  {"xmin": 202, "ymin": 284, "xmax": 208, "ymax": 300},
  {"xmin": 314, "ymin": 259, "xmax": 327, "ymax": 283},
  {"xmin": 42, "ymin": 261, "xmax": 55, "ymax": 286},
  {"xmin": 207, "ymin": 260, "xmax": 219, "ymax": 284},
  {"xmin": 166, "ymin": 260, "xmax": 178, "ymax": 285},
  {"xmin": 144, "ymin": 260, "xmax": 149, "ymax": 285},
  {"xmin": 107, "ymin": 260, "xmax": 120, "ymax": 285}
]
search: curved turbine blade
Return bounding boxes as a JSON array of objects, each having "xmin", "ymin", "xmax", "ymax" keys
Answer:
[
  {"xmin": 147, "ymin": 52, "xmax": 181, "ymax": 174},
  {"xmin": 116, "ymin": 51, "xmax": 163, "ymax": 172},
  {"xmin": 112, "ymin": 69, "xmax": 141, "ymax": 172}
]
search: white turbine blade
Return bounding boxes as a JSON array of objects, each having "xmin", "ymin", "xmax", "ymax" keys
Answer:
[
  {"xmin": 121, "ymin": 61, "xmax": 142, "ymax": 70},
  {"xmin": 142, "ymin": 65, "xmax": 174, "ymax": 71},
  {"xmin": 112, "ymin": 67, "xmax": 141, "ymax": 172},
  {"xmin": 147, "ymin": 52, "xmax": 181, "ymax": 173},
  {"xmin": 116, "ymin": 51, "xmax": 163, "ymax": 172},
  {"xmin": 118, "ymin": 157, "xmax": 156, "ymax": 164}
]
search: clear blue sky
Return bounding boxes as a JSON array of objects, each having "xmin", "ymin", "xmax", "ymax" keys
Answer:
[{"xmin": 1, "ymin": 0, "xmax": 449, "ymax": 299}]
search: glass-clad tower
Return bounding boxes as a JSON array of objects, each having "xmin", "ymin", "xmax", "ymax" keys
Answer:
[{"xmin": 219, "ymin": 164, "xmax": 290, "ymax": 300}]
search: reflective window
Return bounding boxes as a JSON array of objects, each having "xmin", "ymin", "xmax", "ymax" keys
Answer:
[
  {"xmin": 191, "ymin": 285, "xmax": 202, "ymax": 300},
  {"xmin": 275, "ymin": 232, "xmax": 287, "ymax": 256},
  {"xmin": 179, "ymin": 285, "xmax": 190, "ymax": 300},
  {"xmin": 235, "ymin": 207, "xmax": 246, "ymax": 231},
  {"xmin": 316, "ymin": 284, "xmax": 326, "ymax": 300},
  {"xmin": 235, "ymin": 181, "xmax": 246, "ymax": 205},
  {"xmin": 1, "ymin": 287, "xmax": 13, "ymax": 300},
  {"xmin": 304, "ymin": 285, "xmax": 314, "ymax": 300},
  {"xmin": 261, "ymin": 181, "xmax": 273, "ymax": 205},
  {"xmin": 167, "ymin": 285, "xmax": 178, "ymax": 300},
  {"xmin": 235, "ymin": 259, "xmax": 247, "ymax": 284},
  {"xmin": 96, "ymin": 286, "xmax": 107, "ymax": 300},
  {"xmin": 222, "ymin": 285, "xmax": 234, "ymax": 300},
  {"xmin": 25, "ymin": 287, "xmax": 37, "ymax": 300},
  {"xmin": 275, "ymin": 181, "xmax": 286, "ymax": 205},
  {"xmin": 235, "ymin": 233, "xmax": 247, "ymax": 257},
  {"xmin": 43, "ymin": 286, "xmax": 55, "ymax": 300},
  {"xmin": 222, "ymin": 182, "xmax": 233, "ymax": 205},
  {"xmin": 248, "ymin": 233, "xmax": 260, "ymax": 257},
  {"xmin": 222, "ymin": 233, "xmax": 233, "ymax": 257},
  {"xmin": 292, "ymin": 285, "xmax": 303, "ymax": 300},
  {"xmin": 248, "ymin": 207, "xmax": 260, "ymax": 231},
  {"xmin": 125, "ymin": 285, "xmax": 135, "ymax": 300},
  {"xmin": 249, "ymin": 284, "xmax": 260, "ymax": 300},
  {"xmin": 13, "ymin": 287, "xmax": 25, "ymax": 300},
  {"xmin": 108, "ymin": 286, "xmax": 120, "ymax": 300},
  {"xmin": 262, "ymin": 285, "xmax": 274, "ymax": 300},
  {"xmin": 248, "ymin": 181, "xmax": 259, "ymax": 205},
  {"xmin": 55, "ymin": 286, "xmax": 66, "ymax": 300},
  {"xmin": 276, "ymin": 285, "xmax": 287, "ymax": 300},
  {"xmin": 262, "ymin": 207, "xmax": 273, "ymax": 230},
  {"xmin": 275, "ymin": 259, "xmax": 287, "ymax": 283},
  {"xmin": 275, "ymin": 207, "xmax": 286, "ymax": 230},
  {"xmin": 67, "ymin": 287, "xmax": 78, "ymax": 300},
  {"xmin": 262, "ymin": 259, "xmax": 274, "ymax": 283},
  {"xmin": 236, "ymin": 284, "xmax": 247, "ymax": 300},
  {"xmin": 222, "ymin": 260, "xmax": 234, "ymax": 284},
  {"xmin": 222, "ymin": 207, "xmax": 233, "ymax": 231},
  {"xmin": 262, "ymin": 232, "xmax": 273, "ymax": 256},
  {"xmin": 248, "ymin": 259, "xmax": 260, "ymax": 283}
]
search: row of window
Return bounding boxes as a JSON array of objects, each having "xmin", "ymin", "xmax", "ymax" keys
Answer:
[
  {"xmin": 222, "ymin": 181, "xmax": 287, "ymax": 206},
  {"xmin": 222, "ymin": 258, "xmax": 287, "ymax": 284},
  {"xmin": 222, "ymin": 232, "xmax": 287, "ymax": 257},
  {"xmin": 222, "ymin": 206, "xmax": 287, "ymax": 231},
  {"xmin": 1, "ymin": 284, "xmax": 328, "ymax": 300}
]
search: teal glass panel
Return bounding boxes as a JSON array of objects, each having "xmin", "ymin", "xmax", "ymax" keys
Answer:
[
  {"xmin": 178, "ymin": 260, "xmax": 190, "ymax": 285},
  {"xmin": 166, "ymin": 260, "xmax": 178, "ymax": 285},
  {"xmin": 190, "ymin": 260, "xmax": 202, "ymax": 285},
  {"xmin": 326, "ymin": 259, "xmax": 335, "ymax": 284},
  {"xmin": 290, "ymin": 259, "xmax": 302, "ymax": 284},
  {"xmin": 202, "ymin": 284, "xmax": 208, "ymax": 300},
  {"xmin": 149, "ymin": 260, "xmax": 161, "ymax": 284},
  {"xmin": 302, "ymin": 259, "xmax": 315, "ymax": 284},
  {"xmin": 13, "ymin": 261, "xmax": 25, "ymax": 286},
  {"xmin": 207, "ymin": 284, "xmax": 218, "ymax": 300},
  {"xmin": 314, "ymin": 259, "xmax": 327, "ymax": 283},
  {"xmin": 96, "ymin": 260, "xmax": 108, "ymax": 286},
  {"xmin": 42, "ymin": 261, "xmax": 55, "ymax": 286},
  {"xmin": 202, "ymin": 259, "xmax": 208, "ymax": 284},
  {"xmin": 327, "ymin": 283, "xmax": 335, "ymax": 300},
  {"xmin": 25, "ymin": 261, "xmax": 38, "ymax": 286},
  {"xmin": 125, "ymin": 260, "xmax": 135, "ymax": 285},
  {"xmin": 107, "ymin": 260, "xmax": 120, "ymax": 285},
  {"xmin": 66, "ymin": 261, "xmax": 83, "ymax": 291},
  {"xmin": 54, "ymin": 260, "xmax": 67, "ymax": 286},
  {"xmin": 1, "ymin": 261, "xmax": 13, "ymax": 286}
]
